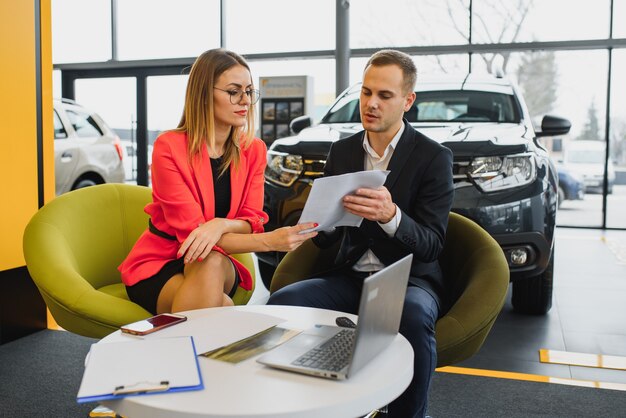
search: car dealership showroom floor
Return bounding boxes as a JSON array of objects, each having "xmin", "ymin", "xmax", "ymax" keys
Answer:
[{"xmin": 251, "ymin": 226, "xmax": 626, "ymax": 389}]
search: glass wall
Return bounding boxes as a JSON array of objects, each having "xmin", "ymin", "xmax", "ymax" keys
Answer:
[
  {"xmin": 607, "ymin": 50, "xmax": 626, "ymax": 228},
  {"xmin": 350, "ymin": 54, "xmax": 470, "ymax": 86},
  {"xmin": 74, "ymin": 78, "xmax": 137, "ymax": 182},
  {"xmin": 472, "ymin": 0, "xmax": 611, "ymax": 43},
  {"xmin": 147, "ymin": 75, "xmax": 189, "ymax": 184},
  {"xmin": 52, "ymin": 0, "xmax": 111, "ymax": 63},
  {"xmin": 52, "ymin": 0, "xmax": 626, "ymax": 228},
  {"xmin": 351, "ymin": 0, "xmax": 469, "ymax": 47},
  {"xmin": 226, "ymin": 0, "xmax": 335, "ymax": 54},
  {"xmin": 116, "ymin": 0, "xmax": 220, "ymax": 60},
  {"xmin": 614, "ymin": 0, "xmax": 626, "ymax": 38}
]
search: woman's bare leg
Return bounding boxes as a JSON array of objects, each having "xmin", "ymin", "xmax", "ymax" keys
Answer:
[{"xmin": 157, "ymin": 252, "xmax": 236, "ymax": 313}]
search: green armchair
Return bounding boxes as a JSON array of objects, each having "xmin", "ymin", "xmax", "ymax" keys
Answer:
[
  {"xmin": 270, "ymin": 212, "xmax": 509, "ymax": 367},
  {"xmin": 23, "ymin": 183, "xmax": 255, "ymax": 339}
]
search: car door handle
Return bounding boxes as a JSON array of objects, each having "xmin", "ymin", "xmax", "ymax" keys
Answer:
[{"xmin": 61, "ymin": 151, "xmax": 73, "ymax": 162}]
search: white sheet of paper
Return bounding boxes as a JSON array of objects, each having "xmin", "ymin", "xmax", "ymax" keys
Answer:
[
  {"xmin": 298, "ymin": 170, "xmax": 390, "ymax": 232},
  {"xmin": 129, "ymin": 310, "xmax": 285, "ymax": 354}
]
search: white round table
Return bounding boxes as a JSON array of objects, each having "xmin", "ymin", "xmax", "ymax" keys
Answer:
[{"xmin": 100, "ymin": 305, "xmax": 413, "ymax": 418}]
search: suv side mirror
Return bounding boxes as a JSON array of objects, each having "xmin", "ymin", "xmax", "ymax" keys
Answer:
[
  {"xmin": 290, "ymin": 115, "xmax": 313, "ymax": 134},
  {"xmin": 536, "ymin": 115, "xmax": 571, "ymax": 137}
]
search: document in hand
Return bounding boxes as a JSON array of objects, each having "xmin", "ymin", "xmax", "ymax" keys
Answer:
[
  {"xmin": 77, "ymin": 336, "xmax": 203, "ymax": 403},
  {"xmin": 298, "ymin": 170, "xmax": 390, "ymax": 232}
]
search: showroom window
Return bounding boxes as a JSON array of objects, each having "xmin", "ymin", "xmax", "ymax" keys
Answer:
[
  {"xmin": 74, "ymin": 77, "xmax": 137, "ymax": 182},
  {"xmin": 472, "ymin": 0, "xmax": 611, "ymax": 43},
  {"xmin": 51, "ymin": 0, "xmax": 625, "ymax": 230},
  {"xmin": 226, "ymin": 0, "xmax": 335, "ymax": 54},
  {"xmin": 615, "ymin": 0, "xmax": 626, "ymax": 38},
  {"xmin": 147, "ymin": 75, "xmax": 188, "ymax": 135},
  {"xmin": 607, "ymin": 49, "xmax": 626, "ymax": 228},
  {"xmin": 350, "ymin": 54, "xmax": 470, "ymax": 85},
  {"xmin": 351, "ymin": 0, "xmax": 469, "ymax": 48},
  {"xmin": 116, "ymin": 0, "xmax": 220, "ymax": 60},
  {"xmin": 52, "ymin": 0, "xmax": 111, "ymax": 63}
]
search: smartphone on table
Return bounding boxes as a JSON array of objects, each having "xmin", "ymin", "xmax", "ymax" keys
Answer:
[{"xmin": 120, "ymin": 313, "xmax": 187, "ymax": 336}]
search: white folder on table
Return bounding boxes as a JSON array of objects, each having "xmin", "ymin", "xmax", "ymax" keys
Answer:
[{"xmin": 77, "ymin": 336, "xmax": 203, "ymax": 403}]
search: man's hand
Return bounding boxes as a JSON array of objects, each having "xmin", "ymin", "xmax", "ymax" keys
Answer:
[{"xmin": 343, "ymin": 186, "xmax": 396, "ymax": 223}]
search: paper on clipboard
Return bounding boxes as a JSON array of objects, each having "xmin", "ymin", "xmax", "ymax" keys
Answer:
[
  {"xmin": 298, "ymin": 170, "xmax": 390, "ymax": 232},
  {"xmin": 77, "ymin": 336, "xmax": 203, "ymax": 403}
]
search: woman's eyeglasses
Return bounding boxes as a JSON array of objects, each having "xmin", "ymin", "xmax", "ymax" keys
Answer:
[{"xmin": 214, "ymin": 87, "xmax": 260, "ymax": 105}]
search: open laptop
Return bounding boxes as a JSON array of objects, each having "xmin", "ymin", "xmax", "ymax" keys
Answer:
[{"xmin": 257, "ymin": 254, "xmax": 412, "ymax": 380}]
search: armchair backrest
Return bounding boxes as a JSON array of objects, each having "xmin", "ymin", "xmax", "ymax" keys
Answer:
[{"xmin": 23, "ymin": 184, "xmax": 153, "ymax": 337}]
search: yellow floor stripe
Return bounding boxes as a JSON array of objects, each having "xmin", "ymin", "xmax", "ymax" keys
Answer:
[
  {"xmin": 436, "ymin": 366, "xmax": 626, "ymax": 391},
  {"xmin": 540, "ymin": 349, "xmax": 626, "ymax": 371}
]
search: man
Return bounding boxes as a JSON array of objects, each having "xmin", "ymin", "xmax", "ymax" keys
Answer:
[{"xmin": 267, "ymin": 49, "xmax": 454, "ymax": 418}]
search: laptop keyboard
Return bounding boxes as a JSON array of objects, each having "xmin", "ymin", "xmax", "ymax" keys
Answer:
[{"xmin": 291, "ymin": 329, "xmax": 355, "ymax": 372}]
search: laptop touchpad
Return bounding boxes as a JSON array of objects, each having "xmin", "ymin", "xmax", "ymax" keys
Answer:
[{"xmin": 288, "ymin": 333, "xmax": 327, "ymax": 348}]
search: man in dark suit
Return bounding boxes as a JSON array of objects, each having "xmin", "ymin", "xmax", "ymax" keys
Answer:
[{"xmin": 267, "ymin": 49, "xmax": 454, "ymax": 418}]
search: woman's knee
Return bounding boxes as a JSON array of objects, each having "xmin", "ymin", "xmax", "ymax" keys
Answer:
[
  {"xmin": 185, "ymin": 252, "xmax": 231, "ymax": 285},
  {"xmin": 203, "ymin": 252, "xmax": 232, "ymax": 272}
]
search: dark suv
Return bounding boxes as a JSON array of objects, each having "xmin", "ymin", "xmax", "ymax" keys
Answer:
[{"xmin": 259, "ymin": 73, "xmax": 570, "ymax": 315}]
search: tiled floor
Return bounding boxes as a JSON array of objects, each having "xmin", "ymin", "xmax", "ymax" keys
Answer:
[
  {"xmin": 249, "ymin": 227, "xmax": 626, "ymax": 385},
  {"xmin": 458, "ymin": 227, "xmax": 626, "ymax": 385}
]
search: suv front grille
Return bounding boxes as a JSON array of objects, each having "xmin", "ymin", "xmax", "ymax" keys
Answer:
[
  {"xmin": 453, "ymin": 160, "xmax": 471, "ymax": 182},
  {"xmin": 302, "ymin": 159, "xmax": 472, "ymax": 183},
  {"xmin": 303, "ymin": 159, "xmax": 326, "ymax": 177}
]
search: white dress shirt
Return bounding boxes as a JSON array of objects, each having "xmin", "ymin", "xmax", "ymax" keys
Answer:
[{"xmin": 352, "ymin": 124, "xmax": 404, "ymax": 272}]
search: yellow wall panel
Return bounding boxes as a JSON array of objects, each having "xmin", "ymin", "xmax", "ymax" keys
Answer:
[
  {"xmin": 41, "ymin": 0, "xmax": 55, "ymax": 204},
  {"xmin": 0, "ymin": 0, "xmax": 52, "ymax": 270}
]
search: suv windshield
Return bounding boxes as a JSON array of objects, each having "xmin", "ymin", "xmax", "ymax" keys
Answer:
[{"xmin": 322, "ymin": 89, "xmax": 521, "ymax": 124}]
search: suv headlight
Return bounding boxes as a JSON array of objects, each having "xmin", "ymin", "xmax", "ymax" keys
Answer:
[
  {"xmin": 265, "ymin": 150, "xmax": 304, "ymax": 187},
  {"xmin": 469, "ymin": 154, "xmax": 536, "ymax": 192}
]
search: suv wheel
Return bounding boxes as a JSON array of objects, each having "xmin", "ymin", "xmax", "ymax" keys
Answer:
[
  {"xmin": 557, "ymin": 186, "xmax": 565, "ymax": 208},
  {"xmin": 511, "ymin": 247, "xmax": 554, "ymax": 314}
]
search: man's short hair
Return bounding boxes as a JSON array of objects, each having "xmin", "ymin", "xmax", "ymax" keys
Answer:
[{"xmin": 365, "ymin": 49, "xmax": 417, "ymax": 94}]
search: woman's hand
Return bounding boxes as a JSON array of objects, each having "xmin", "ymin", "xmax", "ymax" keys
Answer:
[
  {"xmin": 266, "ymin": 223, "xmax": 318, "ymax": 252},
  {"xmin": 178, "ymin": 219, "xmax": 226, "ymax": 264}
]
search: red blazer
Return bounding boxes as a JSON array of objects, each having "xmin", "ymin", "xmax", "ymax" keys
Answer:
[{"xmin": 119, "ymin": 131, "xmax": 268, "ymax": 290}]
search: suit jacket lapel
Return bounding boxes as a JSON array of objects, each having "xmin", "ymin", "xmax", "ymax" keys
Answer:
[
  {"xmin": 229, "ymin": 147, "xmax": 246, "ymax": 218},
  {"xmin": 385, "ymin": 121, "xmax": 418, "ymax": 190},
  {"xmin": 350, "ymin": 132, "xmax": 366, "ymax": 172}
]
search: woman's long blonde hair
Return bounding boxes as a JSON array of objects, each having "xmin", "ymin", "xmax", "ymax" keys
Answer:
[{"xmin": 175, "ymin": 49, "xmax": 256, "ymax": 175}]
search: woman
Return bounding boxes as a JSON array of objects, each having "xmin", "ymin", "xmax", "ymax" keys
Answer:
[{"xmin": 119, "ymin": 49, "xmax": 317, "ymax": 315}]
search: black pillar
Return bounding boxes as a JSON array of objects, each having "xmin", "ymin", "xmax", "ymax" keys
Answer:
[{"xmin": 336, "ymin": 0, "xmax": 350, "ymax": 96}]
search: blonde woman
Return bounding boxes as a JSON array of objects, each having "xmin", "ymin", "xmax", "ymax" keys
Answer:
[{"xmin": 120, "ymin": 49, "xmax": 316, "ymax": 314}]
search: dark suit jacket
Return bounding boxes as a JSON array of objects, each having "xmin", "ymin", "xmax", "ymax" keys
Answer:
[{"xmin": 313, "ymin": 120, "xmax": 454, "ymax": 308}]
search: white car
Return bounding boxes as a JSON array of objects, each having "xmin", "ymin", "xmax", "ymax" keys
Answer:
[
  {"xmin": 53, "ymin": 99, "xmax": 125, "ymax": 195},
  {"xmin": 563, "ymin": 139, "xmax": 615, "ymax": 194}
]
